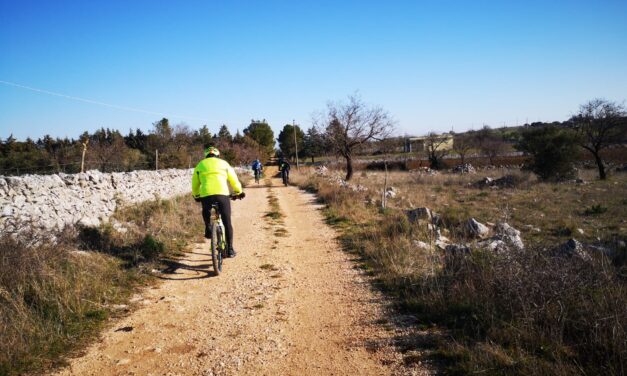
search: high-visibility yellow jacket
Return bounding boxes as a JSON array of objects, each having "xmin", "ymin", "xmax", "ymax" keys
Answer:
[{"xmin": 192, "ymin": 157, "xmax": 243, "ymax": 198}]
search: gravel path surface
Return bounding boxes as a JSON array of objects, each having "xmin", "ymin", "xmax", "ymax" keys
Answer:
[{"xmin": 54, "ymin": 173, "xmax": 428, "ymax": 375}]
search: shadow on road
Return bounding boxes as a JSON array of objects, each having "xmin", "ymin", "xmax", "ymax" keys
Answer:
[{"xmin": 157, "ymin": 258, "xmax": 216, "ymax": 280}]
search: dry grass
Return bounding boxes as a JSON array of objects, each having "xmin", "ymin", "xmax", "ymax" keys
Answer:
[
  {"xmin": 0, "ymin": 234, "xmax": 144, "ymax": 374},
  {"xmin": 265, "ymin": 187, "xmax": 285, "ymax": 224},
  {"xmin": 0, "ymin": 195, "xmax": 205, "ymax": 375},
  {"xmin": 291, "ymin": 167, "xmax": 627, "ymax": 375}
]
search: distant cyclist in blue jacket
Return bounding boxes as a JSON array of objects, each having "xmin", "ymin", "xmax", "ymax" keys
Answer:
[{"xmin": 251, "ymin": 158, "xmax": 263, "ymax": 183}]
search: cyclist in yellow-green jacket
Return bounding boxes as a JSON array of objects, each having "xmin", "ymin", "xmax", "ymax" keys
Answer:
[{"xmin": 192, "ymin": 146, "xmax": 244, "ymax": 257}]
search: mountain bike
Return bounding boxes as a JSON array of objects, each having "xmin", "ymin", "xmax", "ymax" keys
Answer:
[
  {"xmin": 254, "ymin": 168, "xmax": 261, "ymax": 184},
  {"xmin": 209, "ymin": 194, "xmax": 244, "ymax": 276},
  {"xmin": 281, "ymin": 169, "xmax": 289, "ymax": 186}
]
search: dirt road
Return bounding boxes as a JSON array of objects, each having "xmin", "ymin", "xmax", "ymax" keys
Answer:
[{"xmin": 55, "ymin": 174, "xmax": 425, "ymax": 375}]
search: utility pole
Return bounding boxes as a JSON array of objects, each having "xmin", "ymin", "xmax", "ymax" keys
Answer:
[
  {"xmin": 155, "ymin": 149, "xmax": 159, "ymax": 170},
  {"xmin": 293, "ymin": 119, "xmax": 299, "ymax": 170},
  {"xmin": 80, "ymin": 139, "xmax": 89, "ymax": 173}
]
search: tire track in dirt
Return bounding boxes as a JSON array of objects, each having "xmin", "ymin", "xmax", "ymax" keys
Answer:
[{"xmin": 53, "ymin": 170, "xmax": 425, "ymax": 375}]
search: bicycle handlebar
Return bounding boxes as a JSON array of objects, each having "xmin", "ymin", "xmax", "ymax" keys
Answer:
[{"xmin": 230, "ymin": 192, "xmax": 245, "ymax": 200}]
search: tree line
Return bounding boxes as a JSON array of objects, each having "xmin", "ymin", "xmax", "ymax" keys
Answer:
[
  {"xmin": 0, "ymin": 119, "xmax": 276, "ymax": 175},
  {"xmin": 2, "ymin": 97, "xmax": 625, "ymax": 181},
  {"xmin": 416, "ymin": 99, "xmax": 626, "ymax": 181}
]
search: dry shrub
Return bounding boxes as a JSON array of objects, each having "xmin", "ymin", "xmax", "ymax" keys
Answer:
[
  {"xmin": 0, "ymin": 194, "xmax": 204, "ymax": 375},
  {"xmin": 420, "ymin": 249, "xmax": 627, "ymax": 375},
  {"xmin": 111, "ymin": 195, "xmax": 204, "ymax": 258},
  {"xmin": 292, "ymin": 169, "xmax": 627, "ymax": 375},
  {"xmin": 0, "ymin": 235, "xmax": 141, "ymax": 374}
]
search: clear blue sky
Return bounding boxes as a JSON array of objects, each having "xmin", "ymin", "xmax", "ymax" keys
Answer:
[{"xmin": 1, "ymin": 0, "xmax": 626, "ymax": 141}]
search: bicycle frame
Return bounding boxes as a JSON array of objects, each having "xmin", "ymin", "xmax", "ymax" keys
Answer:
[
  {"xmin": 210, "ymin": 204, "xmax": 227, "ymax": 274},
  {"xmin": 205, "ymin": 193, "xmax": 244, "ymax": 276}
]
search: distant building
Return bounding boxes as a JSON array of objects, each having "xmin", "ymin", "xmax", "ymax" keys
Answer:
[{"xmin": 404, "ymin": 134, "xmax": 454, "ymax": 153}]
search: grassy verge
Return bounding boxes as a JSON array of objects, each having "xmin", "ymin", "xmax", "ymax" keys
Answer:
[
  {"xmin": 264, "ymin": 180, "xmax": 289, "ymax": 241},
  {"xmin": 0, "ymin": 195, "xmax": 204, "ymax": 375},
  {"xmin": 291, "ymin": 168, "xmax": 626, "ymax": 375}
]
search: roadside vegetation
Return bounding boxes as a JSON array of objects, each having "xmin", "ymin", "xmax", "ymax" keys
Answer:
[
  {"xmin": 0, "ymin": 195, "xmax": 204, "ymax": 375},
  {"xmin": 0, "ymin": 118, "xmax": 276, "ymax": 175},
  {"xmin": 292, "ymin": 167, "xmax": 626, "ymax": 375}
]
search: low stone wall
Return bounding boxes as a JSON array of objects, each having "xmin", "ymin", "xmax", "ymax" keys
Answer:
[{"xmin": 0, "ymin": 169, "xmax": 193, "ymax": 236}]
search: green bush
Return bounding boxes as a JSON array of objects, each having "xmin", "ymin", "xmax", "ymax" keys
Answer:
[
  {"xmin": 517, "ymin": 126, "xmax": 580, "ymax": 181},
  {"xmin": 583, "ymin": 204, "xmax": 608, "ymax": 216},
  {"xmin": 140, "ymin": 235, "xmax": 165, "ymax": 260}
]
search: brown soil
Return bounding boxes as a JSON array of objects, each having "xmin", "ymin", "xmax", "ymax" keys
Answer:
[{"xmin": 53, "ymin": 172, "xmax": 429, "ymax": 375}]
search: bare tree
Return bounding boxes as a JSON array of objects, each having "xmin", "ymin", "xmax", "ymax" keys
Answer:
[
  {"xmin": 424, "ymin": 132, "xmax": 450, "ymax": 170},
  {"xmin": 88, "ymin": 129, "xmax": 130, "ymax": 172},
  {"xmin": 475, "ymin": 126, "xmax": 506, "ymax": 165},
  {"xmin": 569, "ymin": 99, "xmax": 627, "ymax": 180},
  {"xmin": 453, "ymin": 132, "xmax": 475, "ymax": 166},
  {"xmin": 318, "ymin": 95, "xmax": 394, "ymax": 180}
]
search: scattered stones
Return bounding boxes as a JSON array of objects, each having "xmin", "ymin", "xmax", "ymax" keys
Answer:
[
  {"xmin": 312, "ymin": 166, "xmax": 368, "ymax": 192},
  {"xmin": 552, "ymin": 238, "xmax": 590, "ymax": 260},
  {"xmin": 477, "ymin": 239, "xmax": 509, "ymax": 253},
  {"xmin": 465, "ymin": 218, "xmax": 489, "ymax": 238},
  {"xmin": 435, "ymin": 237, "xmax": 450, "ymax": 250},
  {"xmin": 452, "ymin": 163, "xmax": 476, "ymax": 174},
  {"xmin": 384, "ymin": 186, "xmax": 397, "ymax": 198},
  {"xmin": 493, "ymin": 222, "xmax": 524, "ymax": 250},
  {"xmin": 523, "ymin": 224, "xmax": 541, "ymax": 232},
  {"xmin": 411, "ymin": 167, "xmax": 438, "ymax": 175},
  {"xmin": 444, "ymin": 243, "xmax": 471, "ymax": 255},
  {"xmin": 405, "ymin": 207, "xmax": 433, "ymax": 223},
  {"xmin": 314, "ymin": 166, "xmax": 329, "ymax": 176},
  {"xmin": 472, "ymin": 175, "xmax": 520, "ymax": 189},
  {"xmin": 412, "ymin": 240, "xmax": 431, "ymax": 251},
  {"xmin": 473, "ymin": 177, "xmax": 494, "ymax": 188}
]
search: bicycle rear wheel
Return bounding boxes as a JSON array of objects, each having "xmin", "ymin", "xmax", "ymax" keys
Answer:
[{"xmin": 210, "ymin": 220, "xmax": 222, "ymax": 276}]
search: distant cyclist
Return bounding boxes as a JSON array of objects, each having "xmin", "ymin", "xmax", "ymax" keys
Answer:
[
  {"xmin": 278, "ymin": 158, "xmax": 291, "ymax": 186},
  {"xmin": 251, "ymin": 158, "xmax": 263, "ymax": 183},
  {"xmin": 192, "ymin": 147, "xmax": 244, "ymax": 258}
]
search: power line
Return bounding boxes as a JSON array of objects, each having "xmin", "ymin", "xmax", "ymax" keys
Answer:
[{"xmin": 0, "ymin": 79, "xmax": 214, "ymax": 123}]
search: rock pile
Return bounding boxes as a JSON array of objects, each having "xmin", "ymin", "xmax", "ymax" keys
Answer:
[
  {"xmin": 478, "ymin": 222, "xmax": 525, "ymax": 252},
  {"xmin": 411, "ymin": 167, "xmax": 438, "ymax": 175},
  {"xmin": 0, "ymin": 169, "xmax": 193, "ymax": 236},
  {"xmin": 452, "ymin": 164, "xmax": 476, "ymax": 174},
  {"xmin": 465, "ymin": 218, "xmax": 489, "ymax": 238},
  {"xmin": 384, "ymin": 187, "xmax": 397, "ymax": 198},
  {"xmin": 472, "ymin": 175, "xmax": 520, "ymax": 189},
  {"xmin": 313, "ymin": 166, "xmax": 368, "ymax": 192}
]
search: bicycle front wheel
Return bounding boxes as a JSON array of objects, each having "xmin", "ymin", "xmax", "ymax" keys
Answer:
[{"xmin": 210, "ymin": 221, "xmax": 222, "ymax": 276}]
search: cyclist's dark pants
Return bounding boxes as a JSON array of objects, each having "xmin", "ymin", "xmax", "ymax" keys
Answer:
[{"xmin": 200, "ymin": 195, "xmax": 233, "ymax": 249}]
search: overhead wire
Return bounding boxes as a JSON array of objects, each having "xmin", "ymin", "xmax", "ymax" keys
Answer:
[{"xmin": 0, "ymin": 79, "xmax": 214, "ymax": 124}]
